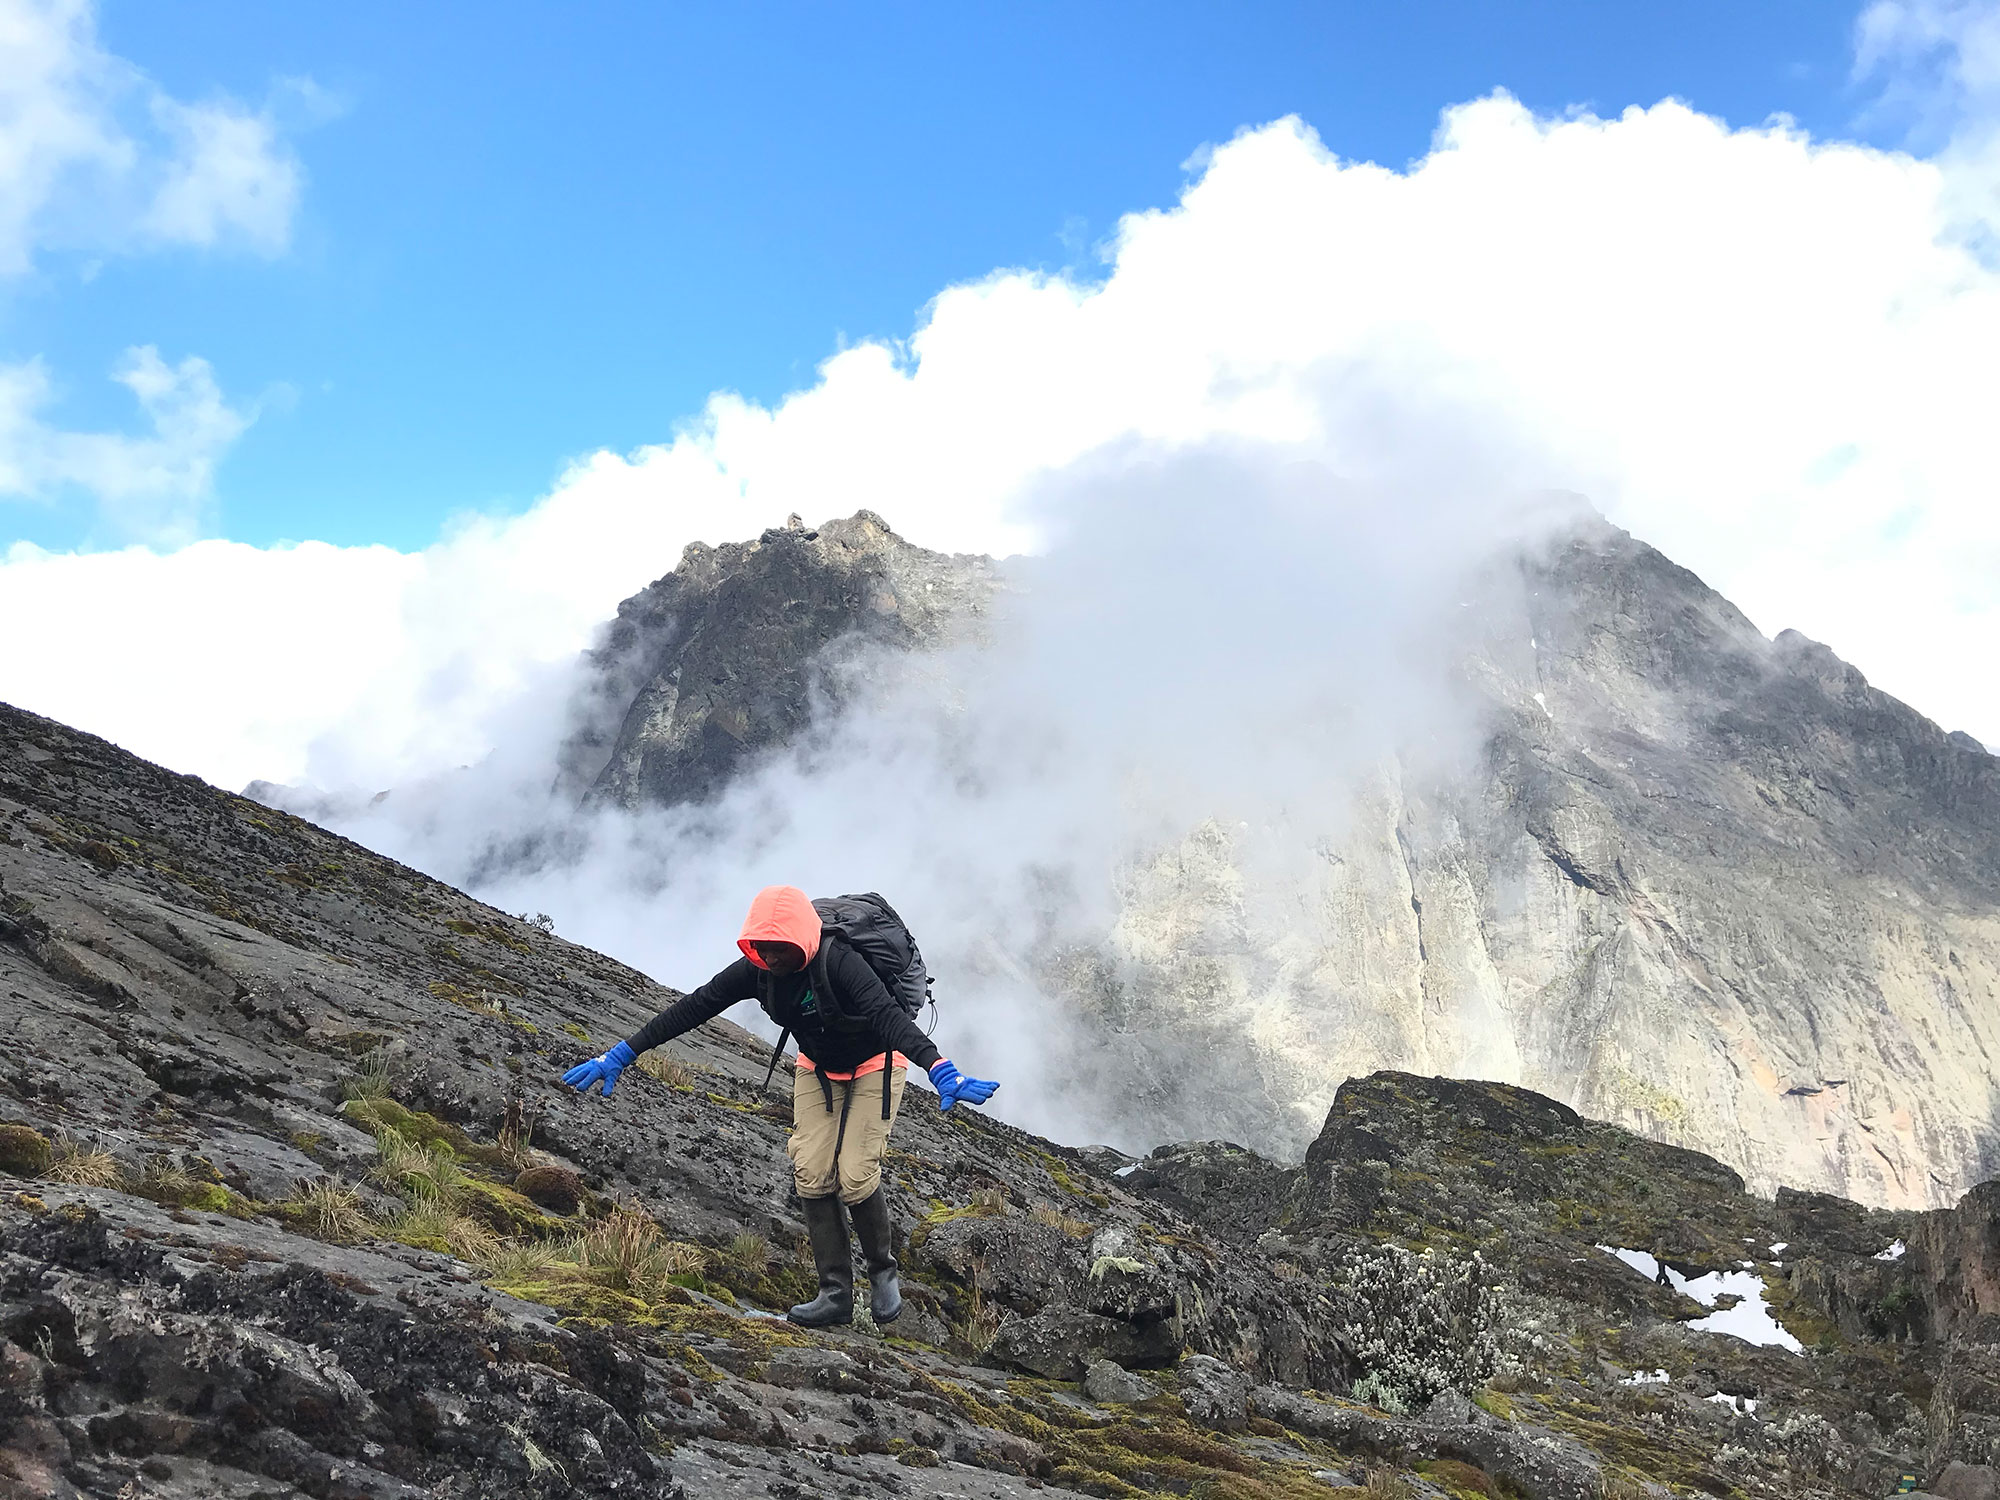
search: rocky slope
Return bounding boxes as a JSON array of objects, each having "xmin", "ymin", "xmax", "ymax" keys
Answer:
[
  {"xmin": 5, "ymin": 696, "xmax": 2000, "ymax": 1498},
  {"xmin": 567, "ymin": 510, "xmax": 2000, "ymax": 1210}
]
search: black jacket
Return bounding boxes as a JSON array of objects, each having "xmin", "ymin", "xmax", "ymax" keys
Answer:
[{"xmin": 624, "ymin": 938, "xmax": 942, "ymax": 1075}]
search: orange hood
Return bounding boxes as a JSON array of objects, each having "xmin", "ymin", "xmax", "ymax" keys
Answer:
[{"xmin": 737, "ymin": 885, "xmax": 823, "ymax": 968}]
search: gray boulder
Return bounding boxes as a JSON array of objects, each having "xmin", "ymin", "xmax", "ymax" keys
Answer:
[
  {"xmin": 1083, "ymin": 1359, "xmax": 1154, "ymax": 1404},
  {"xmin": 1937, "ymin": 1463, "xmax": 2000, "ymax": 1500},
  {"xmin": 920, "ymin": 1214, "xmax": 1084, "ymax": 1315},
  {"xmin": 988, "ymin": 1308, "xmax": 1181, "ymax": 1381},
  {"xmin": 1177, "ymin": 1353, "xmax": 1251, "ymax": 1432}
]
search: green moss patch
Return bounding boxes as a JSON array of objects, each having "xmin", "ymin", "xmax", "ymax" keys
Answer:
[
  {"xmin": 0, "ymin": 1124, "xmax": 52, "ymax": 1176},
  {"xmin": 340, "ymin": 1097, "xmax": 513, "ymax": 1172}
]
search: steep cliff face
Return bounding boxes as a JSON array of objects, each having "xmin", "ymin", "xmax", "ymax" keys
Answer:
[
  {"xmin": 572, "ymin": 510, "xmax": 2000, "ymax": 1209},
  {"xmin": 1078, "ymin": 520, "xmax": 2000, "ymax": 1208}
]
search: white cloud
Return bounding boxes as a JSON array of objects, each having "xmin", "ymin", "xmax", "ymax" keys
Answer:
[
  {"xmin": 0, "ymin": 0, "xmax": 304, "ymax": 267},
  {"xmin": 139, "ymin": 91, "xmax": 301, "ymax": 256},
  {"xmin": 0, "ymin": 345, "xmax": 250, "ymax": 544},
  {"xmin": 0, "ymin": 0, "xmax": 307, "ymax": 539},
  {"xmin": 1856, "ymin": 1, "xmax": 2000, "ymax": 236},
  {"xmin": 5, "ymin": 66, "xmax": 2000, "ymax": 787}
]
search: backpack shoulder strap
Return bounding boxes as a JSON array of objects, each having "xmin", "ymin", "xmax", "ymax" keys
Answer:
[{"xmin": 760, "ymin": 1028, "xmax": 791, "ymax": 1095}]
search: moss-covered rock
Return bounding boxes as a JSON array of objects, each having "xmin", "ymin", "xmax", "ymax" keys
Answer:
[
  {"xmin": 460, "ymin": 1177, "xmax": 568, "ymax": 1237},
  {"xmin": 0, "ymin": 1124, "xmax": 51, "ymax": 1176},
  {"xmin": 339, "ymin": 1097, "xmax": 512, "ymax": 1171}
]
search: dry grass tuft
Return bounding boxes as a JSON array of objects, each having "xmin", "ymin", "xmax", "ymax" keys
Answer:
[
  {"xmin": 572, "ymin": 1207, "xmax": 705, "ymax": 1299},
  {"xmin": 383, "ymin": 1197, "xmax": 499, "ymax": 1260},
  {"xmin": 970, "ymin": 1185, "xmax": 1008, "ymax": 1216},
  {"xmin": 42, "ymin": 1137, "xmax": 123, "ymax": 1187},
  {"xmin": 284, "ymin": 1177, "xmax": 374, "ymax": 1242},
  {"xmin": 637, "ymin": 1052, "xmax": 699, "ymax": 1090},
  {"xmin": 962, "ymin": 1252, "xmax": 1002, "ymax": 1350},
  {"xmin": 476, "ymin": 1238, "xmax": 569, "ymax": 1282},
  {"xmin": 1030, "ymin": 1204, "xmax": 1094, "ymax": 1238},
  {"xmin": 136, "ymin": 1159, "xmax": 198, "ymax": 1202},
  {"xmin": 368, "ymin": 1127, "xmax": 463, "ymax": 1202},
  {"xmin": 1364, "ymin": 1469, "xmax": 1412, "ymax": 1500}
]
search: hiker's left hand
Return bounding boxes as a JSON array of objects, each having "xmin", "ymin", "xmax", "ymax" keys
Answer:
[{"xmin": 928, "ymin": 1059, "xmax": 998, "ymax": 1112}]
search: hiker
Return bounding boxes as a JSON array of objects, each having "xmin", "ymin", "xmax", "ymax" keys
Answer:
[{"xmin": 559, "ymin": 885, "xmax": 998, "ymax": 1328}]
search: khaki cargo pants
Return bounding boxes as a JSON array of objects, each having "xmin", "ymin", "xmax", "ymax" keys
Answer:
[{"xmin": 788, "ymin": 1064, "xmax": 906, "ymax": 1204}]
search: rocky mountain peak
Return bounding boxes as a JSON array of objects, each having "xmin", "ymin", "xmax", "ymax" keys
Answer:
[
  {"xmin": 561, "ymin": 510, "xmax": 995, "ymax": 808},
  {"xmin": 562, "ymin": 509, "xmax": 2000, "ymax": 1211}
]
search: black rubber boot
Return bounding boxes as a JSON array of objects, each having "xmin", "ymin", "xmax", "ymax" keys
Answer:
[
  {"xmin": 848, "ymin": 1188, "xmax": 902, "ymax": 1324},
  {"xmin": 788, "ymin": 1196, "xmax": 854, "ymax": 1327}
]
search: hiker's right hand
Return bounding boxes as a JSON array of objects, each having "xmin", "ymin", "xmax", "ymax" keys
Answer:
[{"xmin": 562, "ymin": 1041, "xmax": 636, "ymax": 1098}]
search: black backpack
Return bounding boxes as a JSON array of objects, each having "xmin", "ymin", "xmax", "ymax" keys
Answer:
[
  {"xmin": 756, "ymin": 892, "xmax": 934, "ymax": 1102},
  {"xmin": 810, "ymin": 892, "xmax": 931, "ymax": 1020}
]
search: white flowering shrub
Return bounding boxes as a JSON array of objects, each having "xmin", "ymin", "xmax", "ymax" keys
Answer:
[
  {"xmin": 1349, "ymin": 1372, "xmax": 1409, "ymax": 1415},
  {"xmin": 1766, "ymin": 1412, "xmax": 1839, "ymax": 1479},
  {"xmin": 1331, "ymin": 1244, "xmax": 1503, "ymax": 1411}
]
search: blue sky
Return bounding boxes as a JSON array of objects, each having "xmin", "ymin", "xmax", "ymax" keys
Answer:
[{"xmin": 10, "ymin": 0, "xmax": 1868, "ymax": 553}]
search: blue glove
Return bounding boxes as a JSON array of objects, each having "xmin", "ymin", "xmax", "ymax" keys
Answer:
[
  {"xmin": 928, "ymin": 1058, "xmax": 998, "ymax": 1112},
  {"xmin": 562, "ymin": 1041, "xmax": 636, "ymax": 1097}
]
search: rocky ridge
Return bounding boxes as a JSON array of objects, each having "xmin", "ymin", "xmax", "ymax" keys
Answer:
[
  {"xmin": 5, "ymin": 698, "xmax": 2000, "ymax": 1496},
  {"xmin": 568, "ymin": 510, "xmax": 2000, "ymax": 1209}
]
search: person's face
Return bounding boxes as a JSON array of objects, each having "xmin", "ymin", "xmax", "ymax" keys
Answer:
[{"xmin": 753, "ymin": 941, "xmax": 805, "ymax": 975}]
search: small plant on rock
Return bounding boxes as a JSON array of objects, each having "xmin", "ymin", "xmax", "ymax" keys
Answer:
[
  {"xmin": 384, "ymin": 1197, "xmax": 498, "ymax": 1260},
  {"xmin": 1030, "ymin": 1204, "xmax": 1093, "ymax": 1237},
  {"xmin": 496, "ymin": 1096, "xmax": 536, "ymax": 1170},
  {"xmin": 368, "ymin": 1126, "xmax": 464, "ymax": 1202},
  {"xmin": 476, "ymin": 1238, "xmax": 567, "ymax": 1282},
  {"xmin": 341, "ymin": 1048, "xmax": 395, "ymax": 1103}
]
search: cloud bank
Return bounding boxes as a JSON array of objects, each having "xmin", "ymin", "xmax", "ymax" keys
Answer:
[{"xmin": 8, "ymin": 74, "xmax": 2000, "ymax": 786}]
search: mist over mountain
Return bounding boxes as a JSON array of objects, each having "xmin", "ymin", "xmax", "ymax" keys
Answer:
[{"xmin": 266, "ymin": 496, "xmax": 2000, "ymax": 1214}]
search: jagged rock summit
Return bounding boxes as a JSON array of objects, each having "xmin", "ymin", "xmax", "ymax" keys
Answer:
[
  {"xmin": 563, "ymin": 510, "xmax": 996, "ymax": 808},
  {"xmin": 10, "ymin": 697, "xmax": 2000, "ymax": 1495},
  {"xmin": 571, "ymin": 509, "xmax": 2000, "ymax": 1210}
]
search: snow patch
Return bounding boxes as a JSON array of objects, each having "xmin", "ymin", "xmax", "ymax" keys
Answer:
[
  {"xmin": 1621, "ymin": 1369, "xmax": 1670, "ymax": 1386},
  {"xmin": 1707, "ymin": 1392, "xmax": 1758, "ymax": 1415},
  {"xmin": 1596, "ymin": 1246, "xmax": 1803, "ymax": 1353},
  {"xmin": 1875, "ymin": 1239, "xmax": 1906, "ymax": 1262}
]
